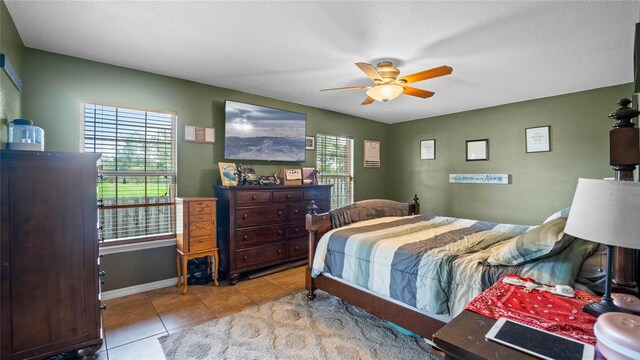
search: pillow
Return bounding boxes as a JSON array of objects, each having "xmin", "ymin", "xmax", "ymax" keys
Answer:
[
  {"xmin": 487, "ymin": 217, "xmax": 575, "ymax": 266},
  {"xmin": 542, "ymin": 207, "xmax": 570, "ymax": 224}
]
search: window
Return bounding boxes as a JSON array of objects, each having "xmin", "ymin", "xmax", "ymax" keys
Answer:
[
  {"xmin": 83, "ymin": 104, "xmax": 177, "ymax": 245},
  {"xmin": 316, "ymin": 133, "xmax": 354, "ymax": 209}
]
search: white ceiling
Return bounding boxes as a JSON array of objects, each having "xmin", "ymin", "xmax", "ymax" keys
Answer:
[{"xmin": 6, "ymin": 1, "xmax": 640, "ymax": 124}]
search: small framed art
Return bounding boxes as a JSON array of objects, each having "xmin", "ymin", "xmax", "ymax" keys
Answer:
[
  {"xmin": 184, "ymin": 125, "xmax": 215, "ymax": 143},
  {"xmin": 283, "ymin": 168, "xmax": 302, "ymax": 186},
  {"xmin": 466, "ymin": 139, "xmax": 489, "ymax": 161},
  {"xmin": 525, "ymin": 126, "xmax": 550, "ymax": 153},
  {"xmin": 305, "ymin": 136, "xmax": 315, "ymax": 150},
  {"xmin": 420, "ymin": 139, "xmax": 436, "ymax": 160},
  {"xmin": 218, "ymin": 162, "xmax": 237, "ymax": 186}
]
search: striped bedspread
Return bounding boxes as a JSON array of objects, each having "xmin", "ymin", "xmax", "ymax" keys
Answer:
[{"xmin": 311, "ymin": 215, "xmax": 598, "ymax": 316}]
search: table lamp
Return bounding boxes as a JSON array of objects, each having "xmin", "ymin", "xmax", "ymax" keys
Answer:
[{"xmin": 565, "ymin": 178, "xmax": 640, "ymax": 316}]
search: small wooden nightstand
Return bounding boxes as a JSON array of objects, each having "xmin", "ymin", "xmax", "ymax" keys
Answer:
[{"xmin": 176, "ymin": 197, "xmax": 219, "ymax": 294}]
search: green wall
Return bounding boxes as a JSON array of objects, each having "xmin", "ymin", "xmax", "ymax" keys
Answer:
[
  {"xmin": 0, "ymin": 0, "xmax": 23, "ymax": 146},
  {"xmin": 21, "ymin": 48, "xmax": 389, "ymax": 290},
  {"xmin": 388, "ymin": 83, "xmax": 634, "ymax": 225}
]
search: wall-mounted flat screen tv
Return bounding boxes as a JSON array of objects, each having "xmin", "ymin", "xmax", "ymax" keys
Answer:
[{"xmin": 224, "ymin": 100, "xmax": 306, "ymax": 162}]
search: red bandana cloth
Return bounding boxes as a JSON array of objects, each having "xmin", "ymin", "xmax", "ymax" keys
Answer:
[{"xmin": 465, "ymin": 274, "xmax": 600, "ymax": 345}]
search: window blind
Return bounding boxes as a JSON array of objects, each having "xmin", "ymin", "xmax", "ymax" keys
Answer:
[
  {"xmin": 83, "ymin": 104, "xmax": 177, "ymax": 244},
  {"xmin": 316, "ymin": 133, "xmax": 354, "ymax": 209}
]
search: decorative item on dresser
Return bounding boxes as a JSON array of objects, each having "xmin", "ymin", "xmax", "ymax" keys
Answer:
[
  {"xmin": 215, "ymin": 184, "xmax": 332, "ymax": 285},
  {"xmin": 175, "ymin": 197, "xmax": 219, "ymax": 295},
  {"xmin": 0, "ymin": 151, "xmax": 103, "ymax": 360}
]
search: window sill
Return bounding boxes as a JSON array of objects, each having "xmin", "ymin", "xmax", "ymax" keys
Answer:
[{"xmin": 99, "ymin": 238, "xmax": 176, "ymax": 255}]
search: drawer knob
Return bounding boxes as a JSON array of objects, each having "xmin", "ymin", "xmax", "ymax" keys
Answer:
[
  {"xmin": 286, "ymin": 194, "xmax": 291, "ymax": 199},
  {"xmin": 294, "ymin": 228, "xmax": 299, "ymax": 232},
  {"xmin": 294, "ymin": 246, "xmax": 299, "ymax": 250},
  {"xmin": 243, "ymin": 256, "xmax": 248, "ymax": 261},
  {"xmin": 243, "ymin": 214, "xmax": 248, "ymax": 220},
  {"xmin": 277, "ymin": 210, "xmax": 283, "ymax": 216},
  {"xmin": 251, "ymin": 195, "xmax": 257, "ymax": 200},
  {"xmin": 277, "ymin": 230, "xmax": 283, "ymax": 236},
  {"xmin": 293, "ymin": 209, "xmax": 299, "ymax": 214},
  {"xmin": 100, "ymin": 304, "xmax": 107, "ymax": 311},
  {"xmin": 243, "ymin": 235, "xmax": 248, "ymax": 241},
  {"xmin": 277, "ymin": 249, "xmax": 282, "ymax": 254}
]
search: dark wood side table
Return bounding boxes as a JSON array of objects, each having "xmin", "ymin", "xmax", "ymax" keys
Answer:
[{"xmin": 432, "ymin": 310, "xmax": 536, "ymax": 360}]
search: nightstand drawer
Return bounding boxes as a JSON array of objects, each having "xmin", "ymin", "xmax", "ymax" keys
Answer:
[
  {"xmin": 189, "ymin": 221, "xmax": 213, "ymax": 237},
  {"xmin": 236, "ymin": 225, "xmax": 287, "ymax": 249},
  {"xmin": 189, "ymin": 235, "xmax": 213, "ymax": 252},
  {"xmin": 236, "ymin": 244, "xmax": 287, "ymax": 270},
  {"xmin": 236, "ymin": 191, "xmax": 271, "ymax": 205},
  {"xmin": 190, "ymin": 212, "xmax": 213, "ymax": 222},
  {"xmin": 189, "ymin": 201, "xmax": 213, "ymax": 215},
  {"xmin": 273, "ymin": 190, "xmax": 303, "ymax": 202}
]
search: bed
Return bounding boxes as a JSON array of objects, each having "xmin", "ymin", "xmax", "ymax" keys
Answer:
[{"xmin": 304, "ymin": 196, "xmax": 603, "ymax": 338}]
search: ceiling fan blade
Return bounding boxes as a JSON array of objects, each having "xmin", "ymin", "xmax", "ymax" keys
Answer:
[
  {"xmin": 355, "ymin": 62, "xmax": 383, "ymax": 82},
  {"xmin": 320, "ymin": 85, "xmax": 369, "ymax": 91},
  {"xmin": 361, "ymin": 96, "xmax": 375, "ymax": 105},
  {"xmin": 400, "ymin": 65, "xmax": 453, "ymax": 84},
  {"xmin": 403, "ymin": 86, "xmax": 435, "ymax": 99}
]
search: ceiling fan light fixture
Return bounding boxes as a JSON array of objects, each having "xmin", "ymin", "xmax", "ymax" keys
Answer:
[{"xmin": 366, "ymin": 84, "xmax": 403, "ymax": 102}]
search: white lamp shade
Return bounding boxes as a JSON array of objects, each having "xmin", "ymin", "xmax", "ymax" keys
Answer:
[
  {"xmin": 565, "ymin": 178, "xmax": 640, "ymax": 249},
  {"xmin": 366, "ymin": 84, "xmax": 404, "ymax": 102}
]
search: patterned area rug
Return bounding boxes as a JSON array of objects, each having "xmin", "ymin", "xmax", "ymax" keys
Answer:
[{"xmin": 159, "ymin": 291, "xmax": 439, "ymax": 360}]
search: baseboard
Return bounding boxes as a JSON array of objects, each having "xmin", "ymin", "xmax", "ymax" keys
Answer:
[{"xmin": 101, "ymin": 277, "xmax": 178, "ymax": 300}]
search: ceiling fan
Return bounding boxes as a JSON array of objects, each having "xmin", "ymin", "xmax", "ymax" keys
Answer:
[{"xmin": 321, "ymin": 61, "xmax": 453, "ymax": 105}]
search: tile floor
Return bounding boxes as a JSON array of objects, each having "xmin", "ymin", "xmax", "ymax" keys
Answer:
[{"xmin": 100, "ymin": 266, "xmax": 307, "ymax": 360}]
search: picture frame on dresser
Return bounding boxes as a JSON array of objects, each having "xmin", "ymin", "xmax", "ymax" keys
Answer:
[{"xmin": 218, "ymin": 162, "xmax": 237, "ymax": 186}]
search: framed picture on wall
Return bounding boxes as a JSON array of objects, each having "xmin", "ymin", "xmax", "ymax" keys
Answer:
[
  {"xmin": 420, "ymin": 139, "xmax": 436, "ymax": 160},
  {"xmin": 305, "ymin": 136, "xmax": 315, "ymax": 150},
  {"xmin": 466, "ymin": 139, "xmax": 489, "ymax": 161},
  {"xmin": 525, "ymin": 126, "xmax": 551, "ymax": 153}
]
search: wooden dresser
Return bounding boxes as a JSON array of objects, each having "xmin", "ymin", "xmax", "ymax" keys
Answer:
[
  {"xmin": 175, "ymin": 197, "xmax": 218, "ymax": 294},
  {"xmin": 215, "ymin": 184, "xmax": 332, "ymax": 284},
  {"xmin": 0, "ymin": 151, "xmax": 103, "ymax": 359}
]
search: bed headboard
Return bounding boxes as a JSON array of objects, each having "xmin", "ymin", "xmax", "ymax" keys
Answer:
[{"xmin": 305, "ymin": 195, "xmax": 420, "ymax": 240}]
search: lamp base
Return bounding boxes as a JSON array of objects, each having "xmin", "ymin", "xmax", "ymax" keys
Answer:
[{"xmin": 583, "ymin": 300, "xmax": 625, "ymax": 317}]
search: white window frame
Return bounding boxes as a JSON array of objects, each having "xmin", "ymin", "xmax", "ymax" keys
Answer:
[
  {"xmin": 82, "ymin": 103, "xmax": 177, "ymax": 246},
  {"xmin": 315, "ymin": 133, "xmax": 354, "ymax": 209}
]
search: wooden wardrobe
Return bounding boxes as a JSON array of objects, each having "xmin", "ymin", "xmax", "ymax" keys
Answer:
[{"xmin": 0, "ymin": 151, "xmax": 103, "ymax": 359}]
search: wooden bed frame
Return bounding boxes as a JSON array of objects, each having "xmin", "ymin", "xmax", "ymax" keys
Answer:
[
  {"xmin": 304, "ymin": 195, "xmax": 446, "ymax": 339},
  {"xmin": 304, "ymin": 194, "xmax": 639, "ymax": 340}
]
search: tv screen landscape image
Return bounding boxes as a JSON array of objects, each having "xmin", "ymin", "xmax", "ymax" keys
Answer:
[{"xmin": 224, "ymin": 100, "xmax": 306, "ymax": 162}]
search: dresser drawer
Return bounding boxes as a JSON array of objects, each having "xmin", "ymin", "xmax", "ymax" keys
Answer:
[
  {"xmin": 288, "ymin": 239, "xmax": 308, "ymax": 260},
  {"xmin": 288, "ymin": 222, "xmax": 306, "ymax": 240},
  {"xmin": 189, "ymin": 235, "xmax": 214, "ymax": 252},
  {"xmin": 288, "ymin": 203, "xmax": 308, "ymax": 220},
  {"xmin": 189, "ymin": 221, "xmax": 213, "ymax": 237},
  {"xmin": 236, "ymin": 205, "xmax": 288, "ymax": 227},
  {"xmin": 236, "ymin": 191, "xmax": 271, "ymax": 205},
  {"xmin": 236, "ymin": 243, "xmax": 287, "ymax": 270},
  {"xmin": 304, "ymin": 188, "xmax": 330, "ymax": 200},
  {"xmin": 273, "ymin": 190, "xmax": 303, "ymax": 202},
  {"xmin": 236, "ymin": 225, "xmax": 287, "ymax": 249},
  {"xmin": 189, "ymin": 201, "xmax": 213, "ymax": 215}
]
